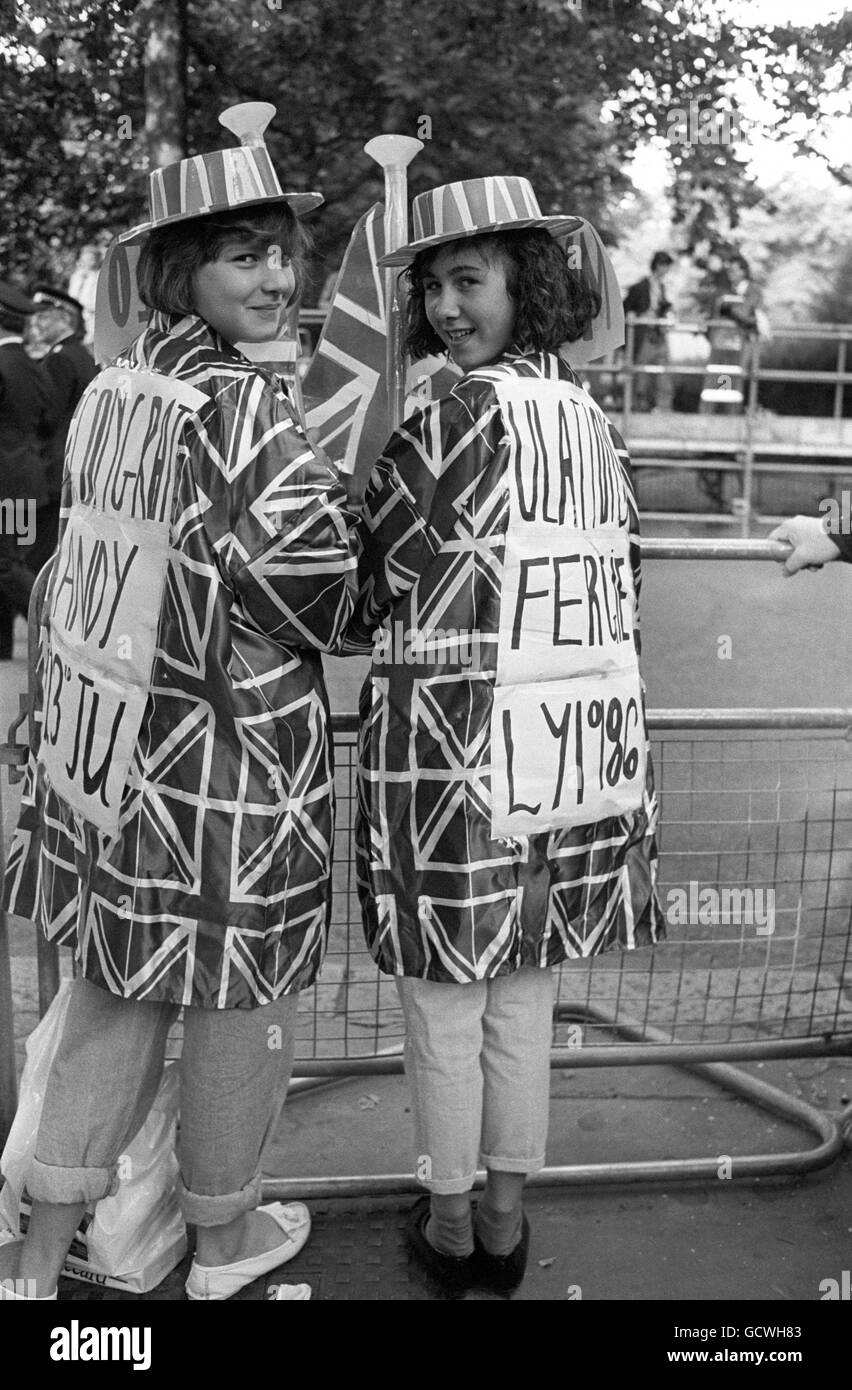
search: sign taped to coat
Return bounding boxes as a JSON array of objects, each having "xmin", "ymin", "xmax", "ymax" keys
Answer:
[
  {"xmin": 490, "ymin": 376, "xmax": 646, "ymax": 835},
  {"xmin": 39, "ymin": 366, "xmax": 206, "ymax": 838}
]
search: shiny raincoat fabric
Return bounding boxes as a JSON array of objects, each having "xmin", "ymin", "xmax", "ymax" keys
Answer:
[
  {"xmin": 343, "ymin": 351, "xmax": 662, "ymax": 983},
  {"xmin": 3, "ymin": 312, "xmax": 357, "ymax": 1009}
]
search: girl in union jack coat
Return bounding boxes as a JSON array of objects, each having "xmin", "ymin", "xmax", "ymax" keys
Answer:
[
  {"xmin": 343, "ymin": 176, "xmax": 662, "ymax": 1294},
  {"xmin": 0, "ymin": 106, "xmax": 356, "ymax": 1302}
]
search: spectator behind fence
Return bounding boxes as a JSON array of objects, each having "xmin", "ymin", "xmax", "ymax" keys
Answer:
[
  {"xmin": 0, "ymin": 280, "xmax": 57, "ymax": 659},
  {"xmin": 28, "ymin": 284, "xmax": 98, "ymax": 575},
  {"xmin": 768, "ymin": 507, "xmax": 852, "ymax": 574},
  {"xmin": 720, "ymin": 253, "xmax": 769, "ymax": 340},
  {"xmin": 342, "ymin": 177, "xmax": 662, "ymax": 1297},
  {"xmin": 701, "ymin": 252, "xmax": 769, "ymax": 416},
  {"xmin": 623, "ymin": 250, "xmax": 674, "ymax": 412}
]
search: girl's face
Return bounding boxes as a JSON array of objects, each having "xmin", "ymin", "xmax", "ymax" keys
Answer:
[
  {"xmin": 191, "ymin": 235, "xmax": 296, "ymax": 344},
  {"xmin": 422, "ymin": 244, "xmax": 516, "ymax": 371}
]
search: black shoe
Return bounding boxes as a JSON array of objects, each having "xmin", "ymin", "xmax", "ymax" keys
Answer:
[
  {"xmin": 472, "ymin": 1212, "xmax": 531, "ymax": 1294},
  {"xmin": 405, "ymin": 1196, "xmax": 476, "ymax": 1292}
]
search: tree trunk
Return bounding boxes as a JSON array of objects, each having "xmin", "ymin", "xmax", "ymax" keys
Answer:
[{"xmin": 141, "ymin": 0, "xmax": 188, "ymax": 167}]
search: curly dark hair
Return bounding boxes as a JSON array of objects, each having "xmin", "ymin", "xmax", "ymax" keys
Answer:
[
  {"xmin": 137, "ymin": 203, "xmax": 311, "ymax": 317},
  {"xmin": 403, "ymin": 228, "xmax": 601, "ymax": 361}
]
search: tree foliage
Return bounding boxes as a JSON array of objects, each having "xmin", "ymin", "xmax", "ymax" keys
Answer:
[
  {"xmin": 1, "ymin": 1, "xmax": 147, "ymax": 279},
  {"xmin": 1, "ymin": 0, "xmax": 850, "ymax": 298}
]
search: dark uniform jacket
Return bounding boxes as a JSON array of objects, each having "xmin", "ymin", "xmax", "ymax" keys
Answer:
[
  {"xmin": 39, "ymin": 335, "xmax": 98, "ymax": 500},
  {"xmin": 623, "ymin": 276, "xmax": 672, "ymax": 353},
  {"xmin": 0, "ymin": 338, "xmax": 57, "ymax": 507}
]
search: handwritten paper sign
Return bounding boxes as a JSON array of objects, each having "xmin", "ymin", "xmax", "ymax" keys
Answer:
[
  {"xmin": 94, "ymin": 240, "xmax": 150, "ymax": 365},
  {"xmin": 490, "ymin": 377, "xmax": 646, "ymax": 835},
  {"xmin": 39, "ymin": 366, "xmax": 207, "ymax": 838}
]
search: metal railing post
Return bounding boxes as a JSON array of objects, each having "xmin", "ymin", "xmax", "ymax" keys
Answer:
[
  {"xmin": 640, "ymin": 537, "xmax": 788, "ymax": 561},
  {"xmin": 0, "ymin": 786, "xmax": 17, "ymax": 1147},
  {"xmin": 834, "ymin": 337, "xmax": 847, "ymax": 434},
  {"xmin": 739, "ymin": 335, "xmax": 760, "ymax": 535},
  {"xmin": 621, "ymin": 315, "xmax": 635, "ymax": 438}
]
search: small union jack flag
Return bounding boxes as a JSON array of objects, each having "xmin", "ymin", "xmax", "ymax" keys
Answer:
[{"xmin": 302, "ymin": 205, "xmax": 459, "ymax": 495}]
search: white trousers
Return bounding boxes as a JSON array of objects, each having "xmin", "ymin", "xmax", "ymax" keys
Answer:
[{"xmin": 396, "ymin": 967, "xmax": 555, "ymax": 1194}]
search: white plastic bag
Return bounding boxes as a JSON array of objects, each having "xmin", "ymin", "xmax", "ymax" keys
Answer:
[{"xmin": 0, "ymin": 980, "xmax": 186, "ymax": 1293}]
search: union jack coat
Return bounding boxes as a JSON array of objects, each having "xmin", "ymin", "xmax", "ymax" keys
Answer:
[
  {"xmin": 343, "ymin": 351, "xmax": 662, "ymax": 982},
  {"xmin": 3, "ymin": 312, "xmax": 357, "ymax": 1009}
]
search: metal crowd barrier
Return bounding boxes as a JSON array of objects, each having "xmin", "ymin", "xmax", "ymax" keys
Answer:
[
  {"xmin": 616, "ymin": 316, "xmax": 852, "ymax": 425},
  {"xmin": 572, "ymin": 316, "xmax": 852, "ymax": 536},
  {"xmin": 308, "ymin": 307, "xmax": 852, "ymax": 532},
  {"xmin": 298, "ymin": 307, "xmax": 852, "ymax": 433},
  {"xmin": 2, "ymin": 545, "xmax": 851, "ymax": 1191}
]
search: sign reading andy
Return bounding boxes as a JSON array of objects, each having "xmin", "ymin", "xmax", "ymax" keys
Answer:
[
  {"xmin": 39, "ymin": 366, "xmax": 206, "ymax": 838},
  {"xmin": 491, "ymin": 378, "xmax": 646, "ymax": 834}
]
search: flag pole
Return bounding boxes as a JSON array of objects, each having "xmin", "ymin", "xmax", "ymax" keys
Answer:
[{"xmin": 364, "ymin": 134, "xmax": 423, "ymax": 434}]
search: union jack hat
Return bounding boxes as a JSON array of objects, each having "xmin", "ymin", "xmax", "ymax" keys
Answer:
[
  {"xmin": 118, "ymin": 103, "xmax": 322, "ymax": 246},
  {"xmin": 378, "ymin": 176, "xmax": 583, "ymax": 267}
]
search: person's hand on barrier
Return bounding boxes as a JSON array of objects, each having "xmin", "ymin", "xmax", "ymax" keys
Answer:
[{"xmin": 767, "ymin": 515, "xmax": 841, "ymax": 577}]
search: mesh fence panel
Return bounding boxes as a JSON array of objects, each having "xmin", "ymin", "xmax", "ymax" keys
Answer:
[{"xmin": 295, "ymin": 727, "xmax": 852, "ymax": 1061}]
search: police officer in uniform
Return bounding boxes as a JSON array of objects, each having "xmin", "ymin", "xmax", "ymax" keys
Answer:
[
  {"xmin": 0, "ymin": 282, "xmax": 57, "ymax": 658},
  {"xmin": 29, "ymin": 284, "xmax": 98, "ymax": 574}
]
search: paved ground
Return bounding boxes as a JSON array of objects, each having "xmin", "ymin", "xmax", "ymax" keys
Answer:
[
  {"xmin": 2, "ymin": 524, "xmax": 851, "ymax": 1307},
  {"xmin": 17, "ymin": 1057, "xmax": 851, "ymax": 1304}
]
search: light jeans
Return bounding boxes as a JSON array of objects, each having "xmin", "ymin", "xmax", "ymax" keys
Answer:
[
  {"xmin": 396, "ymin": 967, "xmax": 555, "ymax": 1195},
  {"xmin": 23, "ymin": 977, "xmax": 299, "ymax": 1226}
]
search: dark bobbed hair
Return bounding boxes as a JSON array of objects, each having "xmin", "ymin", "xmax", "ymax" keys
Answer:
[
  {"xmin": 136, "ymin": 203, "xmax": 310, "ymax": 317},
  {"xmin": 403, "ymin": 228, "xmax": 601, "ymax": 361},
  {"xmin": 650, "ymin": 250, "xmax": 673, "ymax": 271}
]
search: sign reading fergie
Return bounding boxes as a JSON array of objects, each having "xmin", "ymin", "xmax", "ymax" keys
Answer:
[
  {"xmin": 491, "ymin": 377, "xmax": 646, "ymax": 834},
  {"xmin": 39, "ymin": 366, "xmax": 206, "ymax": 838}
]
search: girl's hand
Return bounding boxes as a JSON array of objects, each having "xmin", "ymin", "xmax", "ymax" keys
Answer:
[{"xmin": 767, "ymin": 515, "xmax": 841, "ymax": 576}]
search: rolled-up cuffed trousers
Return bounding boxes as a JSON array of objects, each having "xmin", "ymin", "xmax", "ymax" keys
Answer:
[
  {"xmin": 395, "ymin": 966, "xmax": 555, "ymax": 1195},
  {"xmin": 20, "ymin": 977, "xmax": 299, "ymax": 1227}
]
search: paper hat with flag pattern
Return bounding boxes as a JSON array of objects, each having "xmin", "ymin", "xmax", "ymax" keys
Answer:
[
  {"xmin": 379, "ymin": 175, "xmax": 624, "ymax": 366},
  {"xmin": 117, "ymin": 102, "xmax": 322, "ymax": 246},
  {"xmin": 378, "ymin": 176, "xmax": 582, "ymax": 266}
]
